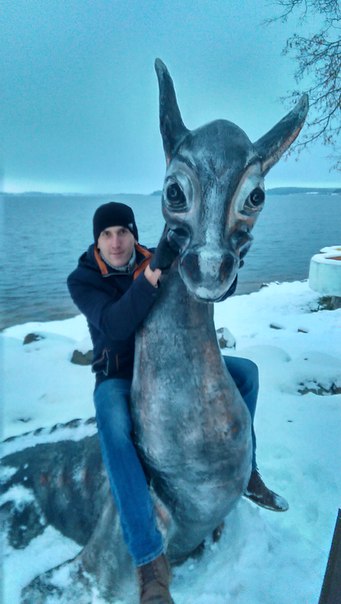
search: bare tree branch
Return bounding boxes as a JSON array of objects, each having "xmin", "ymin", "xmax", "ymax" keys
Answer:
[{"xmin": 267, "ymin": 0, "xmax": 341, "ymax": 170}]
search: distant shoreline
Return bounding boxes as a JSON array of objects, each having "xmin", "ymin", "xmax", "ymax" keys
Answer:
[
  {"xmin": 266, "ymin": 187, "xmax": 341, "ymax": 196},
  {"xmin": 2, "ymin": 186, "xmax": 341, "ymax": 198}
]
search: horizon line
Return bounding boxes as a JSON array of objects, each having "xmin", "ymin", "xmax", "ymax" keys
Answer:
[{"xmin": 2, "ymin": 184, "xmax": 341, "ymax": 196}]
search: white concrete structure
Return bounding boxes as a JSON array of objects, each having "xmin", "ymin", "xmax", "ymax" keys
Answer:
[{"xmin": 309, "ymin": 245, "xmax": 341, "ymax": 296}]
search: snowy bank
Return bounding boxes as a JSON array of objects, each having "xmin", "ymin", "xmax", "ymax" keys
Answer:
[{"xmin": 1, "ymin": 280, "xmax": 341, "ymax": 603}]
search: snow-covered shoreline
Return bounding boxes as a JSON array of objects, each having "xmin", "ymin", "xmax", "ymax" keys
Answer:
[{"xmin": 2, "ymin": 280, "xmax": 341, "ymax": 603}]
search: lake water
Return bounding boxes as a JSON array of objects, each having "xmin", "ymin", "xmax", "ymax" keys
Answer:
[{"xmin": 1, "ymin": 191, "xmax": 340, "ymax": 330}]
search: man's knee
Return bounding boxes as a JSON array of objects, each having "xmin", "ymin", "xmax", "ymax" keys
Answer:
[
  {"xmin": 223, "ymin": 355, "xmax": 259, "ymax": 393},
  {"xmin": 244, "ymin": 359, "xmax": 259, "ymax": 388},
  {"xmin": 238, "ymin": 359, "xmax": 259, "ymax": 397}
]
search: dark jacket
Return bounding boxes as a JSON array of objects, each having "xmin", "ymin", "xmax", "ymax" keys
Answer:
[{"xmin": 67, "ymin": 243, "xmax": 158, "ymax": 387}]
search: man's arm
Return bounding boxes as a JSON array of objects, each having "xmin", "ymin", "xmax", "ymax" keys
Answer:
[{"xmin": 67, "ymin": 269, "xmax": 159, "ymax": 341}]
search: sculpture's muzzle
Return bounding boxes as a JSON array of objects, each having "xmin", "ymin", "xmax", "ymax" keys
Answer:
[{"xmin": 179, "ymin": 246, "xmax": 238, "ymax": 302}]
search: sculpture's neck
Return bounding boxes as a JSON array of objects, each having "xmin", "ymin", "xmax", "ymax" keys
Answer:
[
  {"xmin": 137, "ymin": 266, "xmax": 218, "ymax": 360},
  {"xmin": 134, "ymin": 265, "xmax": 222, "ymax": 380},
  {"xmin": 150, "ymin": 266, "xmax": 214, "ymax": 333}
]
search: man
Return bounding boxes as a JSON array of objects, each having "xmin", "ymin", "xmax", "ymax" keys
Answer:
[{"xmin": 67, "ymin": 201, "xmax": 288, "ymax": 604}]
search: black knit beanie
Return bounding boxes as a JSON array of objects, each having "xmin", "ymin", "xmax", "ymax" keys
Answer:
[{"xmin": 93, "ymin": 202, "xmax": 139, "ymax": 243}]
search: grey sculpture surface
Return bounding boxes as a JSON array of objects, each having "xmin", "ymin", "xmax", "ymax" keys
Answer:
[
  {"xmin": 131, "ymin": 59, "xmax": 308, "ymax": 563},
  {"xmin": 0, "ymin": 60, "xmax": 308, "ymax": 602}
]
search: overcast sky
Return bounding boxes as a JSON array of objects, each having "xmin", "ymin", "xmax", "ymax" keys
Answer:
[{"xmin": 1, "ymin": 0, "xmax": 339, "ymax": 193}]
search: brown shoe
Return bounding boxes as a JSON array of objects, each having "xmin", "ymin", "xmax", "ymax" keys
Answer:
[
  {"xmin": 244, "ymin": 468, "xmax": 289, "ymax": 512},
  {"xmin": 137, "ymin": 554, "xmax": 174, "ymax": 603}
]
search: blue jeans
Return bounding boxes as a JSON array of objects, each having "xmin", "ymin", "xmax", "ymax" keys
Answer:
[
  {"xmin": 223, "ymin": 355, "xmax": 258, "ymax": 470},
  {"xmin": 94, "ymin": 379, "xmax": 164, "ymax": 567},
  {"xmin": 94, "ymin": 356, "xmax": 258, "ymax": 566}
]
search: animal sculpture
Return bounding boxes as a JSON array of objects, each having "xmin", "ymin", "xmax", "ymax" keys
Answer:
[
  {"xmin": 131, "ymin": 59, "xmax": 308, "ymax": 563},
  {"xmin": 0, "ymin": 59, "xmax": 308, "ymax": 602}
]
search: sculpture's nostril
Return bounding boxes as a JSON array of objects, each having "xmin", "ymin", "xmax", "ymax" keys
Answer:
[
  {"xmin": 181, "ymin": 252, "xmax": 201, "ymax": 283},
  {"xmin": 220, "ymin": 255, "xmax": 236, "ymax": 283}
]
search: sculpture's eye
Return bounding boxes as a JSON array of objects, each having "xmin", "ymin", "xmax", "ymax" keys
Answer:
[
  {"xmin": 245, "ymin": 187, "xmax": 265, "ymax": 211},
  {"xmin": 165, "ymin": 182, "xmax": 187, "ymax": 212}
]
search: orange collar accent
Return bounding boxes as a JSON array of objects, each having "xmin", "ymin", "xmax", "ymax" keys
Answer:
[
  {"xmin": 94, "ymin": 246, "xmax": 109, "ymax": 276},
  {"xmin": 94, "ymin": 244, "xmax": 152, "ymax": 279},
  {"xmin": 133, "ymin": 243, "xmax": 152, "ymax": 280}
]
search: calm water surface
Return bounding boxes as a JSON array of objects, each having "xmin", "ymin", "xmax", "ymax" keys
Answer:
[{"xmin": 1, "ymin": 192, "xmax": 340, "ymax": 330}]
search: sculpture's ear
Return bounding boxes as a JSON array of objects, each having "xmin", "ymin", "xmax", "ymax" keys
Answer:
[
  {"xmin": 254, "ymin": 94, "xmax": 309, "ymax": 175},
  {"xmin": 155, "ymin": 58, "xmax": 190, "ymax": 164}
]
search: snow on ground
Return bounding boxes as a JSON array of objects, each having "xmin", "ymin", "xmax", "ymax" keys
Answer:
[{"xmin": 1, "ymin": 280, "xmax": 341, "ymax": 603}]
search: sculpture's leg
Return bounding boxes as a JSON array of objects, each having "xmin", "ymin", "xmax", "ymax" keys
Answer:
[
  {"xmin": 0, "ymin": 430, "xmax": 137, "ymax": 602},
  {"xmin": 21, "ymin": 493, "xmax": 136, "ymax": 603}
]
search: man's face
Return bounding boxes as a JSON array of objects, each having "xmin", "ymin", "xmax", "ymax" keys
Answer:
[{"xmin": 97, "ymin": 226, "xmax": 135, "ymax": 267}]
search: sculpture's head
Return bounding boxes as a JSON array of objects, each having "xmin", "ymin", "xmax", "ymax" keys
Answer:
[{"xmin": 155, "ymin": 58, "xmax": 308, "ymax": 302}]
